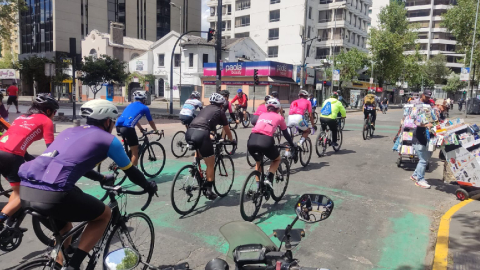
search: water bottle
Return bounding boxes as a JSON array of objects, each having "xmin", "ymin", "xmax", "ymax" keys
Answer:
[{"xmin": 285, "ymin": 148, "xmax": 291, "ymax": 158}]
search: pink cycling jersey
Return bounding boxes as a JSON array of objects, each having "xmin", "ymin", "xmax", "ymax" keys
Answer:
[
  {"xmin": 252, "ymin": 112, "xmax": 287, "ymax": 137},
  {"xmin": 289, "ymin": 98, "xmax": 312, "ymax": 115},
  {"xmin": 254, "ymin": 104, "xmax": 268, "ymax": 116}
]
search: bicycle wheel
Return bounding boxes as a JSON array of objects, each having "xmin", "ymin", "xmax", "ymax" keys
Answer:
[
  {"xmin": 0, "ymin": 176, "xmax": 11, "ymax": 198},
  {"xmin": 333, "ymin": 129, "xmax": 342, "ymax": 152},
  {"xmin": 299, "ymin": 137, "xmax": 312, "ymax": 167},
  {"xmin": 239, "ymin": 171, "xmax": 263, "ymax": 222},
  {"xmin": 140, "ymin": 141, "xmax": 166, "ymax": 177},
  {"xmin": 15, "ymin": 258, "xmax": 62, "ymax": 270},
  {"xmin": 170, "ymin": 165, "xmax": 201, "ymax": 215},
  {"xmin": 315, "ymin": 132, "xmax": 326, "ymax": 157},
  {"xmin": 370, "ymin": 122, "xmax": 375, "ymax": 137},
  {"xmin": 224, "ymin": 129, "xmax": 238, "ymax": 155},
  {"xmin": 214, "ymin": 155, "xmax": 235, "ymax": 197},
  {"xmin": 246, "ymin": 150, "xmax": 256, "ymax": 167},
  {"xmin": 274, "ymin": 128, "xmax": 282, "ymax": 144},
  {"xmin": 271, "ymin": 159, "xmax": 290, "ymax": 202},
  {"xmin": 103, "ymin": 212, "xmax": 154, "ymax": 270},
  {"xmin": 242, "ymin": 112, "xmax": 251, "ymax": 128},
  {"xmin": 340, "ymin": 118, "xmax": 345, "ymax": 130},
  {"xmin": 362, "ymin": 119, "xmax": 370, "ymax": 140},
  {"xmin": 171, "ymin": 131, "xmax": 188, "ymax": 158},
  {"xmin": 313, "ymin": 112, "xmax": 319, "ymax": 124}
]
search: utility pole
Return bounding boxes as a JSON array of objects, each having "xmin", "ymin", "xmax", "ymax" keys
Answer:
[
  {"xmin": 215, "ymin": 0, "xmax": 223, "ymax": 92},
  {"xmin": 466, "ymin": 0, "xmax": 480, "ymax": 118},
  {"xmin": 69, "ymin": 38, "xmax": 76, "ymax": 120},
  {"xmin": 300, "ymin": 0, "xmax": 308, "ymax": 89}
]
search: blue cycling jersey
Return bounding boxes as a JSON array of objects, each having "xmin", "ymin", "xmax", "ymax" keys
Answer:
[
  {"xmin": 116, "ymin": 101, "xmax": 153, "ymax": 128},
  {"xmin": 19, "ymin": 125, "xmax": 132, "ymax": 192}
]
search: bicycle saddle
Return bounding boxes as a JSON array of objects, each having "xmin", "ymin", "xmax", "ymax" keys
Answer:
[{"xmin": 24, "ymin": 209, "xmax": 49, "ymax": 219}]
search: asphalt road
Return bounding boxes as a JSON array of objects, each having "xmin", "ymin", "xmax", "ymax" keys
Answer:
[{"xmin": 0, "ymin": 107, "xmax": 462, "ymax": 270}]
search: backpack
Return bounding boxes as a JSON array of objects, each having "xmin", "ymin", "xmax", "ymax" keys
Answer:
[
  {"xmin": 321, "ymin": 101, "xmax": 332, "ymax": 115},
  {"xmin": 364, "ymin": 94, "xmax": 376, "ymax": 105}
]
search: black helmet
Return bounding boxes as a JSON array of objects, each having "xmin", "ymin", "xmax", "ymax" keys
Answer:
[
  {"xmin": 34, "ymin": 93, "xmax": 59, "ymax": 111},
  {"xmin": 220, "ymin": 90, "xmax": 230, "ymax": 97},
  {"xmin": 264, "ymin": 95, "xmax": 272, "ymax": 102},
  {"xmin": 205, "ymin": 259, "xmax": 229, "ymax": 270},
  {"xmin": 271, "ymin": 91, "xmax": 278, "ymax": 98}
]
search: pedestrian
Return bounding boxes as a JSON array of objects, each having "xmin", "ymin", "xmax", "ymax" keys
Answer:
[
  {"xmin": 459, "ymin": 98, "xmax": 464, "ymax": 111},
  {"xmin": 6, "ymin": 81, "xmax": 20, "ymax": 113},
  {"xmin": 410, "ymin": 90, "xmax": 434, "ymax": 189}
]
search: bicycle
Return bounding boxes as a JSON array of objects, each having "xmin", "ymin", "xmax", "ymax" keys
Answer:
[
  {"xmin": 171, "ymin": 124, "xmax": 190, "ymax": 158},
  {"xmin": 215, "ymin": 125, "xmax": 238, "ymax": 155},
  {"xmin": 240, "ymin": 144, "xmax": 291, "ymax": 221},
  {"xmin": 170, "ymin": 139, "xmax": 235, "ymax": 216},
  {"xmin": 229, "ymin": 105, "xmax": 250, "ymax": 129},
  {"xmin": 97, "ymin": 129, "xmax": 166, "ymax": 179},
  {"xmin": 287, "ymin": 126, "xmax": 312, "ymax": 167},
  {"xmin": 363, "ymin": 112, "xmax": 375, "ymax": 140},
  {"xmin": 316, "ymin": 117, "xmax": 343, "ymax": 157},
  {"xmin": 246, "ymin": 129, "xmax": 284, "ymax": 167},
  {"xmin": 14, "ymin": 184, "xmax": 156, "ymax": 270},
  {"xmin": 304, "ymin": 110, "xmax": 318, "ymax": 125}
]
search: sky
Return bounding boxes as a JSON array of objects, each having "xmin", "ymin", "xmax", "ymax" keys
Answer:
[{"xmin": 200, "ymin": 0, "xmax": 209, "ymax": 37}]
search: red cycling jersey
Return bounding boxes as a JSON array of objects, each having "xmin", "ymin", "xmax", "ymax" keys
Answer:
[
  {"xmin": 0, "ymin": 114, "xmax": 54, "ymax": 156},
  {"xmin": 231, "ymin": 94, "xmax": 248, "ymax": 107}
]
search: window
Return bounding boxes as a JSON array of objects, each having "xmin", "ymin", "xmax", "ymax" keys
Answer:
[
  {"xmin": 270, "ymin": 10, "xmax": 280, "ymax": 22},
  {"xmin": 210, "ymin": 7, "xmax": 215, "ymax": 16},
  {"xmin": 222, "ymin": 5, "xmax": 232, "ymax": 15},
  {"xmin": 222, "ymin": 21, "xmax": 231, "ymax": 31},
  {"xmin": 236, "ymin": 0, "xmax": 250, "ymax": 11},
  {"xmin": 158, "ymin": 54, "xmax": 165, "ymax": 66},
  {"xmin": 334, "ymin": 9, "xmax": 344, "ymax": 21},
  {"xmin": 89, "ymin": 49, "xmax": 97, "ymax": 58},
  {"xmin": 307, "ymin": 26, "xmax": 311, "ymax": 38},
  {"xmin": 318, "ymin": 29, "xmax": 331, "ymax": 40},
  {"xmin": 316, "ymin": 48, "xmax": 330, "ymax": 59},
  {"xmin": 174, "ymin": 54, "xmax": 180, "ymax": 67},
  {"xmin": 433, "ymin": 9, "xmax": 447, "ymax": 16},
  {"xmin": 271, "ymin": 0, "xmax": 281, "ymax": 3},
  {"xmin": 319, "ymin": 0, "xmax": 333, "ymax": 4},
  {"xmin": 210, "ymin": 22, "xmax": 216, "ymax": 29},
  {"xmin": 268, "ymin": 46, "xmax": 279, "ymax": 57},
  {"xmin": 309, "ymin": 7, "xmax": 312, "ymax": 19},
  {"xmin": 418, "ymin": 32, "xmax": 428, "ymax": 39},
  {"xmin": 189, "ymin": 53, "xmax": 194, "ymax": 67},
  {"xmin": 318, "ymin": 10, "xmax": 331, "ymax": 23},
  {"xmin": 269, "ymin": 28, "xmax": 279, "ymax": 40},
  {"xmin": 203, "ymin": 54, "xmax": 209, "ymax": 66},
  {"xmin": 407, "ymin": 9, "xmax": 430, "ymax": 17},
  {"xmin": 235, "ymin": 15, "xmax": 250, "ymax": 27},
  {"xmin": 235, "ymin": 32, "xmax": 250, "ymax": 37}
]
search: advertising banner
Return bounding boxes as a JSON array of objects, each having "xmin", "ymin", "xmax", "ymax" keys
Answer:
[
  {"xmin": 0, "ymin": 69, "xmax": 16, "ymax": 79},
  {"xmin": 203, "ymin": 61, "xmax": 293, "ymax": 78},
  {"xmin": 461, "ymin": 67, "xmax": 470, "ymax": 81},
  {"xmin": 350, "ymin": 90, "xmax": 361, "ymax": 108}
]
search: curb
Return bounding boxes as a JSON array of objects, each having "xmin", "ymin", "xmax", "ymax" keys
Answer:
[{"xmin": 432, "ymin": 199, "xmax": 473, "ymax": 270}]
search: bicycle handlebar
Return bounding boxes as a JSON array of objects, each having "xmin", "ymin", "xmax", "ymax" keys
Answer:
[{"xmin": 102, "ymin": 185, "xmax": 154, "ymax": 211}]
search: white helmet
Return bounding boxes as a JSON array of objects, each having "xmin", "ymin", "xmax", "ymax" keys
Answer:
[
  {"xmin": 299, "ymin": 90, "xmax": 309, "ymax": 97},
  {"xmin": 209, "ymin": 93, "xmax": 225, "ymax": 105},
  {"xmin": 191, "ymin": 91, "xmax": 201, "ymax": 99},
  {"xmin": 266, "ymin": 98, "xmax": 281, "ymax": 110},
  {"xmin": 80, "ymin": 99, "xmax": 119, "ymax": 120},
  {"xmin": 133, "ymin": 90, "xmax": 147, "ymax": 100}
]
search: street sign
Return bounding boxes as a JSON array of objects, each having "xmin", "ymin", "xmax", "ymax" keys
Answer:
[
  {"xmin": 370, "ymin": 77, "xmax": 373, "ymax": 84},
  {"xmin": 220, "ymin": 60, "xmax": 223, "ymax": 71},
  {"xmin": 333, "ymin": 69, "xmax": 340, "ymax": 81},
  {"xmin": 399, "ymin": 90, "xmax": 404, "ymax": 96},
  {"xmin": 44, "ymin": 63, "xmax": 55, "ymax": 77},
  {"xmin": 461, "ymin": 67, "xmax": 470, "ymax": 81}
]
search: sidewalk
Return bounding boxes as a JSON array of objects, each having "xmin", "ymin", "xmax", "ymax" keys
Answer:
[{"xmin": 433, "ymin": 199, "xmax": 480, "ymax": 270}]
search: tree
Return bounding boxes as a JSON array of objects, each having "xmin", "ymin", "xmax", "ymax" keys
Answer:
[
  {"xmin": 116, "ymin": 249, "xmax": 139, "ymax": 270},
  {"xmin": 333, "ymin": 48, "xmax": 368, "ymax": 89},
  {"xmin": 0, "ymin": 0, "xmax": 26, "ymax": 46},
  {"xmin": 444, "ymin": 74, "xmax": 467, "ymax": 93},
  {"xmin": 80, "ymin": 54, "xmax": 128, "ymax": 99},
  {"xmin": 368, "ymin": 1, "xmax": 418, "ymax": 86},
  {"xmin": 0, "ymin": 46, "xmax": 14, "ymax": 69},
  {"xmin": 424, "ymin": 54, "xmax": 451, "ymax": 84}
]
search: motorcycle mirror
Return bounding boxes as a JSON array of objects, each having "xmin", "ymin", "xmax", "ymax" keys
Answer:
[
  {"xmin": 295, "ymin": 194, "xmax": 334, "ymax": 223},
  {"xmin": 104, "ymin": 247, "xmax": 140, "ymax": 270}
]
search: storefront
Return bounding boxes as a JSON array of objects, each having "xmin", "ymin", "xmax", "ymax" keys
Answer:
[
  {"xmin": 202, "ymin": 61, "xmax": 296, "ymax": 107},
  {"xmin": 0, "ymin": 69, "xmax": 19, "ymax": 93}
]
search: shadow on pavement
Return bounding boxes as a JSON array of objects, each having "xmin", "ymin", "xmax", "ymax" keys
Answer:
[
  {"xmin": 289, "ymin": 161, "xmax": 330, "ymax": 175},
  {"xmin": 179, "ymin": 189, "xmax": 242, "ymax": 219}
]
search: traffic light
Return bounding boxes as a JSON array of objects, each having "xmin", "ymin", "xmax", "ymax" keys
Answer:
[
  {"xmin": 323, "ymin": 80, "xmax": 327, "ymax": 87},
  {"xmin": 463, "ymin": 91, "xmax": 467, "ymax": 95},
  {"xmin": 254, "ymin": 69, "xmax": 259, "ymax": 85},
  {"xmin": 207, "ymin": 28, "xmax": 215, "ymax": 42}
]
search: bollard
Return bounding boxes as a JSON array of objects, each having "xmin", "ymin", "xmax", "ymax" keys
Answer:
[
  {"xmin": 73, "ymin": 119, "xmax": 81, "ymax": 126},
  {"xmin": 53, "ymin": 123, "xmax": 57, "ymax": 133}
]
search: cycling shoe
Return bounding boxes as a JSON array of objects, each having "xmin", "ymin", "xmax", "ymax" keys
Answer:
[{"xmin": 205, "ymin": 190, "xmax": 218, "ymax": 200}]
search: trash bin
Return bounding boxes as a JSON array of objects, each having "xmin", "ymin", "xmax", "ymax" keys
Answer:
[{"xmin": 145, "ymin": 91, "xmax": 152, "ymax": 105}]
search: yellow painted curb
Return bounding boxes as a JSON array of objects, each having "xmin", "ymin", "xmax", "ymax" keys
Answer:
[{"xmin": 432, "ymin": 199, "xmax": 473, "ymax": 270}]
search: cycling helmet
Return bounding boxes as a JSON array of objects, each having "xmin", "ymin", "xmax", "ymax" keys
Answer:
[
  {"xmin": 80, "ymin": 99, "xmax": 119, "ymax": 120},
  {"xmin": 209, "ymin": 92, "xmax": 225, "ymax": 105},
  {"xmin": 264, "ymin": 95, "xmax": 272, "ymax": 102},
  {"xmin": 191, "ymin": 91, "xmax": 201, "ymax": 99},
  {"xmin": 331, "ymin": 92, "xmax": 339, "ymax": 99},
  {"xmin": 266, "ymin": 98, "xmax": 281, "ymax": 110},
  {"xmin": 271, "ymin": 91, "xmax": 278, "ymax": 98},
  {"xmin": 298, "ymin": 90, "xmax": 309, "ymax": 97},
  {"xmin": 368, "ymin": 89, "xmax": 375, "ymax": 94},
  {"xmin": 220, "ymin": 90, "xmax": 230, "ymax": 96},
  {"xmin": 34, "ymin": 93, "xmax": 60, "ymax": 111},
  {"xmin": 205, "ymin": 259, "xmax": 229, "ymax": 270},
  {"xmin": 133, "ymin": 90, "xmax": 147, "ymax": 100},
  {"xmin": 237, "ymin": 89, "xmax": 243, "ymax": 93}
]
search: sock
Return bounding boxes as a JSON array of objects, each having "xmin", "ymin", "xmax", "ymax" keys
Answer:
[
  {"xmin": 0, "ymin": 212, "xmax": 9, "ymax": 224},
  {"xmin": 299, "ymin": 137, "xmax": 306, "ymax": 144},
  {"xmin": 206, "ymin": 181, "xmax": 213, "ymax": 192},
  {"xmin": 267, "ymin": 172, "xmax": 274, "ymax": 182},
  {"xmin": 69, "ymin": 249, "xmax": 89, "ymax": 269}
]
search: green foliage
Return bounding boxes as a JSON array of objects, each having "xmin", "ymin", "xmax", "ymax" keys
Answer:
[
  {"xmin": 80, "ymin": 54, "xmax": 128, "ymax": 99},
  {"xmin": 116, "ymin": 249, "xmax": 139, "ymax": 270},
  {"xmin": 334, "ymin": 48, "xmax": 368, "ymax": 87},
  {"xmin": 368, "ymin": 0, "xmax": 418, "ymax": 86},
  {"xmin": 125, "ymin": 72, "xmax": 145, "ymax": 96},
  {"xmin": 0, "ymin": 48, "xmax": 13, "ymax": 69},
  {"xmin": 424, "ymin": 54, "xmax": 451, "ymax": 84},
  {"xmin": 444, "ymin": 74, "xmax": 467, "ymax": 93},
  {"xmin": 0, "ymin": 0, "xmax": 26, "ymax": 45}
]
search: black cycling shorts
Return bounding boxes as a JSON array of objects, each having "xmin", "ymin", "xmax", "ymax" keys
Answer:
[
  {"xmin": 20, "ymin": 186, "xmax": 106, "ymax": 230},
  {"xmin": 0, "ymin": 150, "xmax": 24, "ymax": 185},
  {"xmin": 247, "ymin": 133, "xmax": 279, "ymax": 162},
  {"xmin": 116, "ymin": 126, "xmax": 139, "ymax": 147},
  {"xmin": 251, "ymin": 115, "xmax": 259, "ymax": 126},
  {"xmin": 7, "ymin": 96, "xmax": 18, "ymax": 106},
  {"xmin": 179, "ymin": 114, "xmax": 195, "ymax": 126},
  {"xmin": 185, "ymin": 128, "xmax": 214, "ymax": 158}
]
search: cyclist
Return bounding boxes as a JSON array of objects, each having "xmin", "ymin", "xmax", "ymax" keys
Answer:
[
  {"xmin": 18, "ymin": 99, "xmax": 157, "ymax": 270},
  {"xmin": 0, "ymin": 94, "xmax": 58, "ymax": 232},
  {"xmin": 231, "ymin": 89, "xmax": 248, "ymax": 122},
  {"xmin": 308, "ymin": 94, "xmax": 317, "ymax": 112},
  {"xmin": 248, "ymin": 98, "xmax": 294, "ymax": 188},
  {"xmin": 381, "ymin": 97, "xmax": 389, "ymax": 113},
  {"xmin": 251, "ymin": 95, "xmax": 272, "ymax": 126},
  {"xmin": 363, "ymin": 89, "xmax": 377, "ymax": 130},
  {"xmin": 116, "ymin": 90, "xmax": 159, "ymax": 166},
  {"xmin": 220, "ymin": 90, "xmax": 239, "ymax": 124},
  {"xmin": 287, "ymin": 90, "xmax": 315, "ymax": 146},
  {"xmin": 179, "ymin": 91, "xmax": 203, "ymax": 126},
  {"xmin": 186, "ymin": 93, "xmax": 234, "ymax": 200},
  {"xmin": 270, "ymin": 91, "xmax": 285, "ymax": 118},
  {"xmin": 319, "ymin": 92, "xmax": 346, "ymax": 147}
]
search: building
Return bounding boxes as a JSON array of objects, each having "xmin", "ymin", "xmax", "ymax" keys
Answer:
[
  {"xmin": 207, "ymin": 0, "xmax": 370, "ymax": 67},
  {"xmin": 367, "ymin": 0, "xmax": 389, "ymax": 30},
  {"xmin": 404, "ymin": 0, "xmax": 463, "ymax": 73},
  {"xmin": 128, "ymin": 31, "xmax": 266, "ymax": 102}
]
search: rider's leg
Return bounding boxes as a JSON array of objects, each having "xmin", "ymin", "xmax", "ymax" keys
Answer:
[
  {"xmin": 372, "ymin": 110, "xmax": 377, "ymax": 125},
  {"xmin": 328, "ymin": 119, "xmax": 338, "ymax": 143},
  {"xmin": 56, "ymin": 222, "xmax": 74, "ymax": 265},
  {"xmin": 268, "ymin": 155, "xmax": 281, "ymax": 175},
  {"xmin": 0, "ymin": 185, "xmax": 21, "ymax": 223},
  {"xmin": 130, "ymin": 145, "xmax": 139, "ymax": 166}
]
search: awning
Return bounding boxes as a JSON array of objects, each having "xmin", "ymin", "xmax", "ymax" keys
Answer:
[{"xmin": 268, "ymin": 76, "xmax": 297, "ymax": 85}]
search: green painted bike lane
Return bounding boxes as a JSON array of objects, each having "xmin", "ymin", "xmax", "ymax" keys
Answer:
[{"xmin": 79, "ymin": 159, "xmax": 431, "ymax": 269}]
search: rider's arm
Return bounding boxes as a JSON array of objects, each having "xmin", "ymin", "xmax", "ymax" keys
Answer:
[
  {"xmin": 84, "ymin": 169, "xmax": 106, "ymax": 182},
  {"xmin": 143, "ymin": 107, "xmax": 157, "ymax": 132},
  {"xmin": 148, "ymin": 121, "xmax": 157, "ymax": 132},
  {"xmin": 43, "ymin": 119, "xmax": 55, "ymax": 147},
  {"xmin": 281, "ymin": 129, "xmax": 294, "ymax": 146},
  {"xmin": 339, "ymin": 102, "xmax": 347, "ymax": 118},
  {"xmin": 220, "ymin": 113, "xmax": 233, "ymax": 141},
  {"xmin": 231, "ymin": 95, "xmax": 238, "ymax": 104},
  {"xmin": 136, "ymin": 122, "xmax": 144, "ymax": 132}
]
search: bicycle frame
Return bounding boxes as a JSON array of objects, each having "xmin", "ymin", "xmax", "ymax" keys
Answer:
[{"xmin": 193, "ymin": 139, "xmax": 229, "ymax": 188}]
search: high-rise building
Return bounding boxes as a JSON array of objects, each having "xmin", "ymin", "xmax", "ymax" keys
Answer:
[
  {"xmin": 404, "ymin": 0, "xmax": 462, "ymax": 73},
  {"xmin": 18, "ymin": 0, "xmax": 201, "ymax": 60},
  {"xmin": 367, "ymin": 0, "xmax": 389, "ymax": 30},
  {"xmin": 207, "ymin": 0, "xmax": 371, "ymax": 66}
]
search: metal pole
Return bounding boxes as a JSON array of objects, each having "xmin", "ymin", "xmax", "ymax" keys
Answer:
[
  {"xmin": 70, "ymin": 37, "xmax": 76, "ymax": 120},
  {"xmin": 180, "ymin": 7, "xmax": 182, "ymax": 34},
  {"xmin": 300, "ymin": 0, "xmax": 308, "ymax": 89},
  {"xmin": 466, "ymin": 0, "xmax": 480, "ymax": 118},
  {"xmin": 253, "ymin": 84, "xmax": 256, "ymax": 113},
  {"xmin": 332, "ymin": 7, "xmax": 338, "ymax": 94},
  {"xmin": 215, "ymin": 0, "xmax": 223, "ymax": 92}
]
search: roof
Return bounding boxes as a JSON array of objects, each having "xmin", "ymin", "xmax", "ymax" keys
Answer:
[
  {"xmin": 181, "ymin": 36, "xmax": 248, "ymax": 49},
  {"xmin": 94, "ymin": 31, "xmax": 153, "ymax": 51}
]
